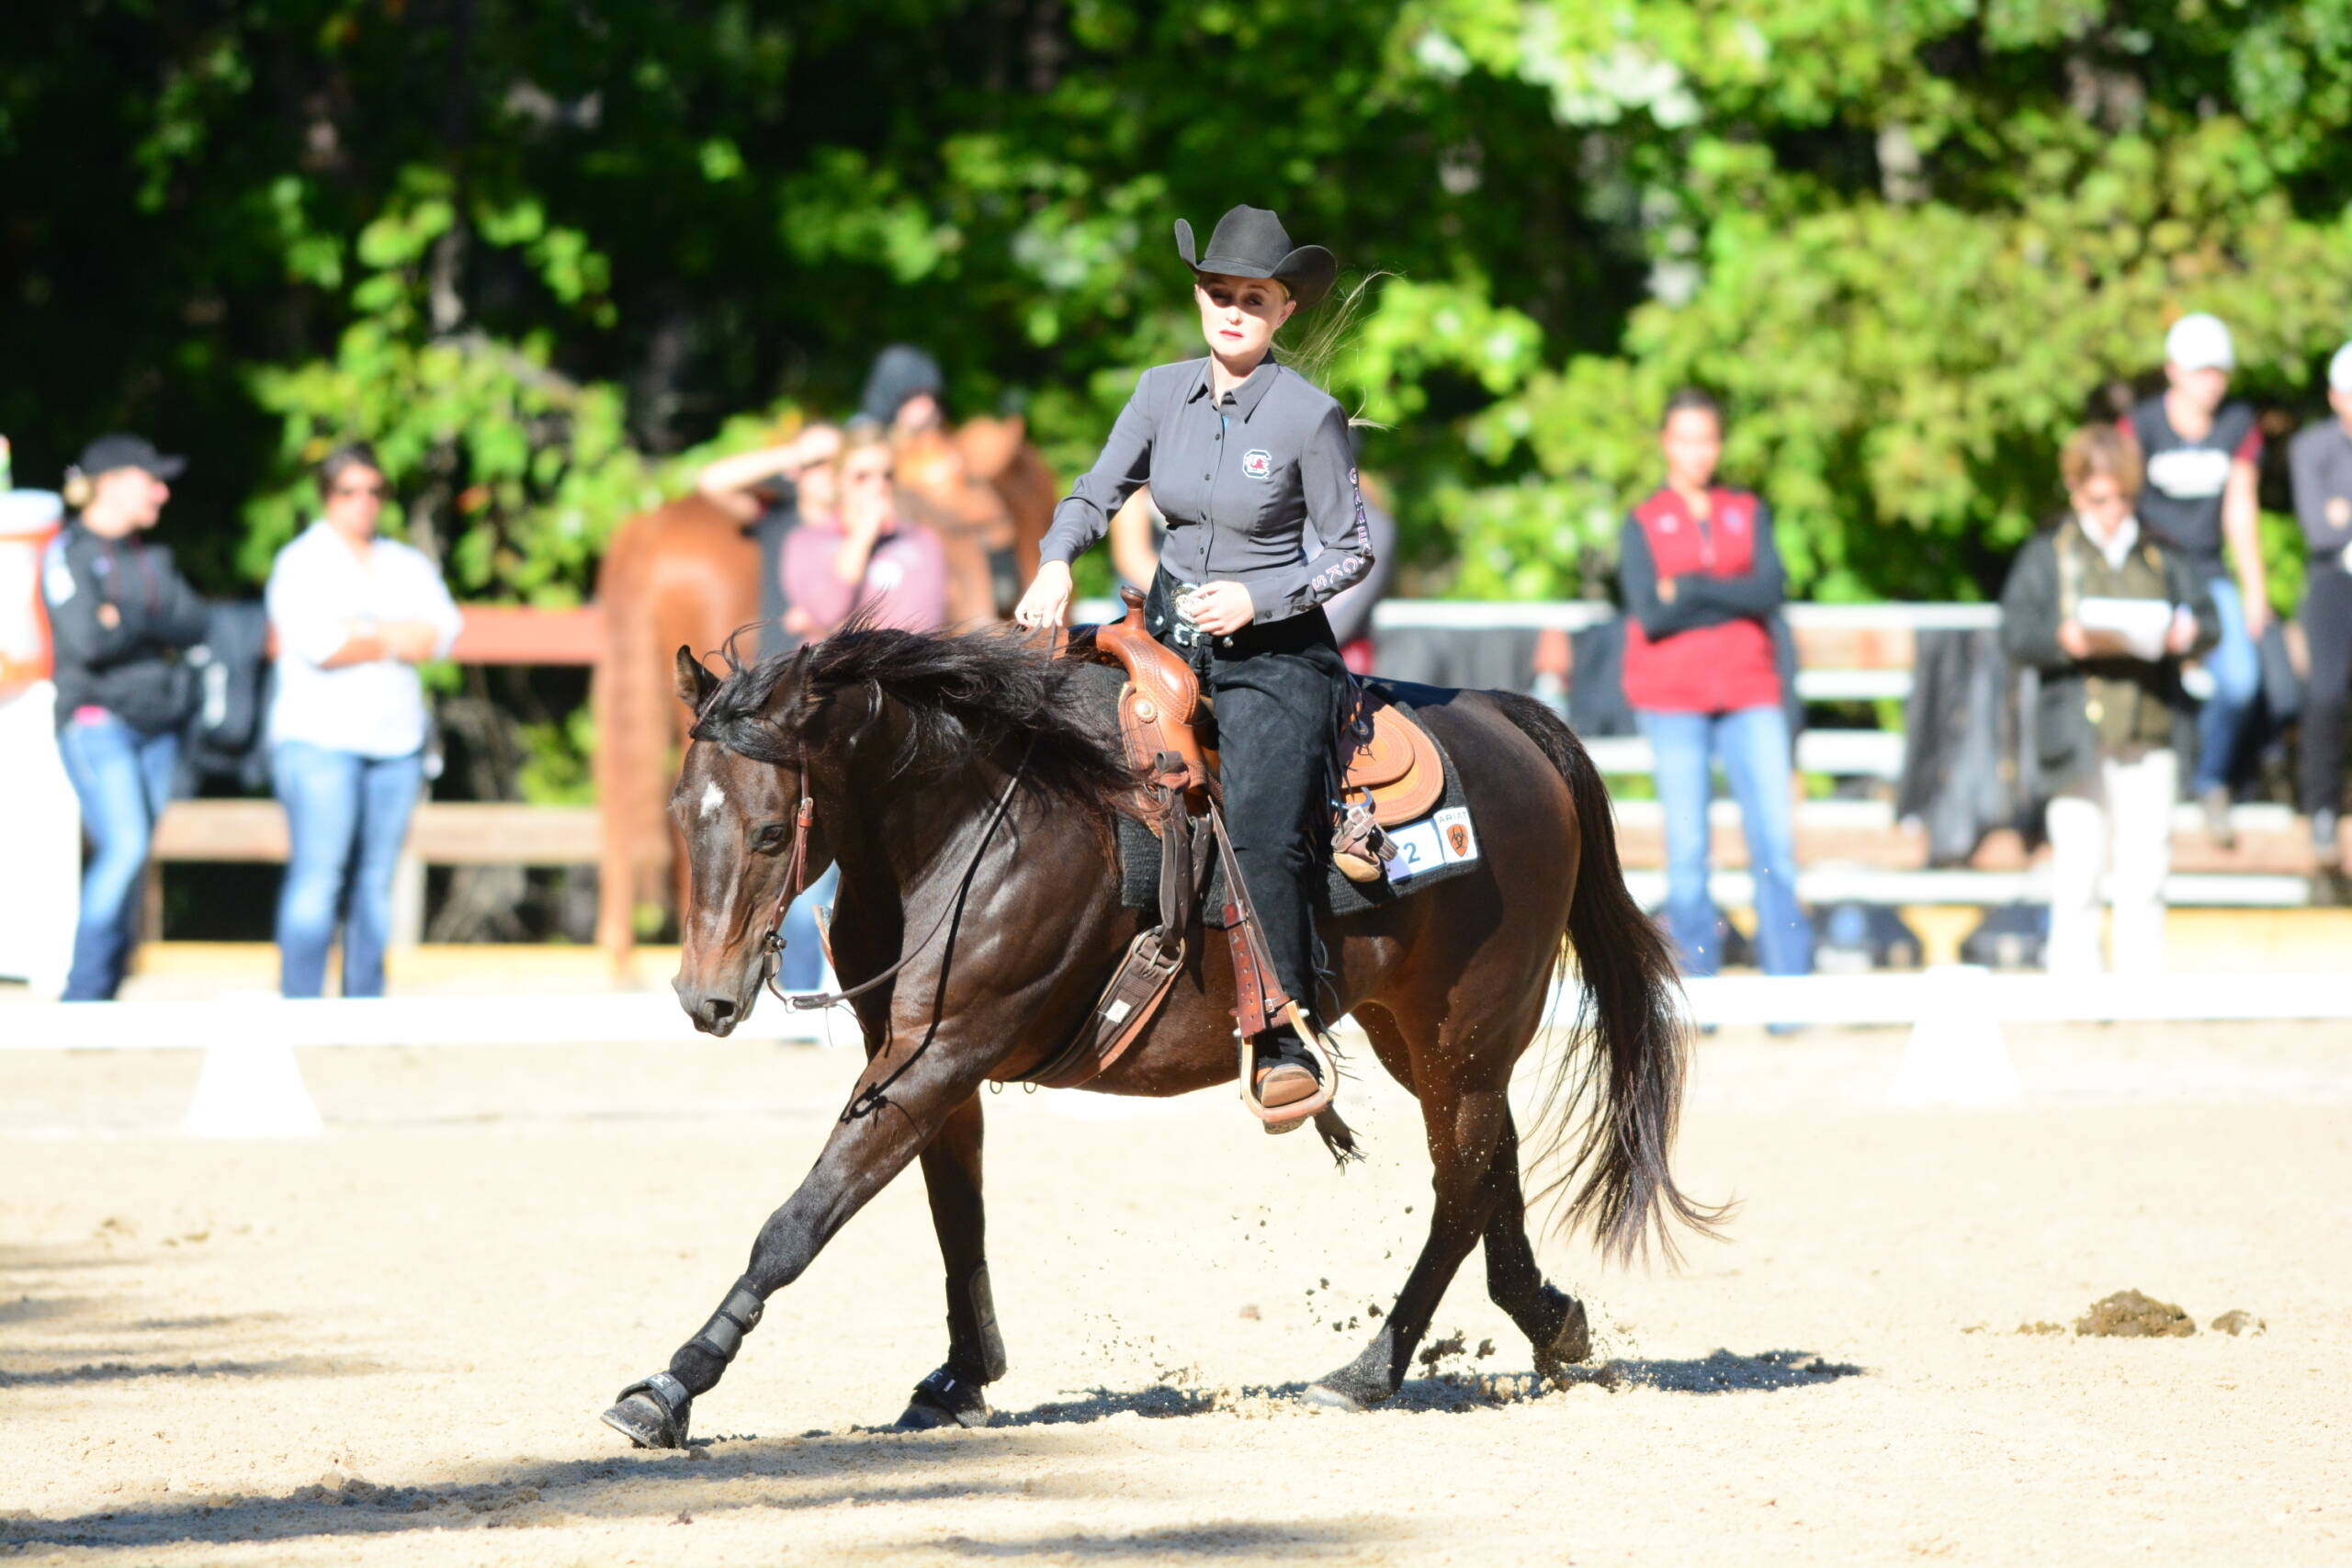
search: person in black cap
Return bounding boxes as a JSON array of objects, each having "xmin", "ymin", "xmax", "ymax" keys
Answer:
[
  {"xmin": 860, "ymin": 344, "xmax": 946, "ymax": 436},
  {"xmin": 1016, "ymin": 204, "xmax": 1371, "ymax": 1127},
  {"xmin": 40, "ymin": 434, "xmax": 209, "ymax": 1000}
]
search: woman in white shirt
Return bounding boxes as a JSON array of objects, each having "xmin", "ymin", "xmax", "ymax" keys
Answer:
[{"xmin": 265, "ymin": 444, "xmax": 463, "ymax": 997}]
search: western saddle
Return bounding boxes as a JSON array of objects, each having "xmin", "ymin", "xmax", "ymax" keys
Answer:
[{"xmin": 994, "ymin": 588, "xmax": 1442, "ymax": 1127}]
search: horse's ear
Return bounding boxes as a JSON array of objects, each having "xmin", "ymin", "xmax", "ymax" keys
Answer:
[{"xmin": 674, "ymin": 647, "xmax": 720, "ymax": 711}]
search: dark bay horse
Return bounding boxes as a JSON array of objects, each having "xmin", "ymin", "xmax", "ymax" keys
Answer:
[{"xmin": 601, "ymin": 625, "xmax": 1715, "ymax": 1446}]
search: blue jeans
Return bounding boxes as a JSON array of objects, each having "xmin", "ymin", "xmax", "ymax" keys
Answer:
[
  {"xmin": 1640, "ymin": 705, "xmax": 1815, "ymax": 978},
  {"xmin": 2191, "ymin": 575, "xmax": 2263, "ymax": 796},
  {"xmin": 273, "ymin": 742, "xmax": 425, "ymax": 998},
  {"xmin": 776, "ymin": 863, "xmax": 840, "ymax": 994},
  {"xmin": 56, "ymin": 712, "xmax": 179, "ymax": 1001}
]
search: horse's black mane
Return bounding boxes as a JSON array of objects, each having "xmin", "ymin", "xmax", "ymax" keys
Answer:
[{"xmin": 690, "ymin": 618, "xmax": 1136, "ymax": 814}]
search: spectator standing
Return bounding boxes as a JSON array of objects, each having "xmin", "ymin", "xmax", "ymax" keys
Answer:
[
  {"xmin": 2000, "ymin": 425, "xmax": 2217, "ymax": 976},
  {"xmin": 696, "ymin": 419, "xmax": 844, "ymax": 656},
  {"xmin": 41, "ymin": 434, "xmax": 209, "ymax": 1000},
  {"xmin": 780, "ymin": 427, "xmax": 949, "ymax": 637},
  {"xmin": 2122, "ymin": 313, "xmax": 2267, "ymax": 840},
  {"xmin": 2290, "ymin": 342, "xmax": 2352, "ymax": 869},
  {"xmin": 265, "ymin": 445, "xmax": 463, "ymax": 998},
  {"xmin": 1619, "ymin": 390, "xmax": 1815, "ymax": 979}
]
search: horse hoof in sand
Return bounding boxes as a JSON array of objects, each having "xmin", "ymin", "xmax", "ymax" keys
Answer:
[
  {"xmin": 601, "ymin": 1372, "xmax": 692, "ymax": 1449},
  {"xmin": 893, "ymin": 1366, "xmax": 994, "ymax": 1431},
  {"xmin": 1532, "ymin": 1288, "xmax": 1594, "ymax": 1387},
  {"xmin": 1297, "ymin": 1382, "xmax": 1369, "ymax": 1413}
]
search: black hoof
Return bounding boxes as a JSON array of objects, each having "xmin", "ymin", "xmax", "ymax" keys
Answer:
[
  {"xmin": 1311, "ymin": 1325, "xmax": 1400, "ymax": 1409},
  {"xmin": 602, "ymin": 1371, "xmax": 692, "ymax": 1449},
  {"xmin": 1532, "ymin": 1288, "xmax": 1593, "ymax": 1387},
  {"xmin": 894, "ymin": 1365, "xmax": 992, "ymax": 1430}
]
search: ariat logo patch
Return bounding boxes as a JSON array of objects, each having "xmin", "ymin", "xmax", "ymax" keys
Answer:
[{"xmin": 1242, "ymin": 449, "xmax": 1272, "ymax": 479}]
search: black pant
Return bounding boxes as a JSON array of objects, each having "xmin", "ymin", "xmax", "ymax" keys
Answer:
[
  {"xmin": 1147, "ymin": 571, "xmax": 1346, "ymax": 1014},
  {"xmin": 2301, "ymin": 563, "xmax": 2352, "ymax": 815}
]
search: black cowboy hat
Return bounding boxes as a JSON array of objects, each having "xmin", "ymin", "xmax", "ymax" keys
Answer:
[{"xmin": 1173, "ymin": 206, "xmax": 1336, "ymax": 310}]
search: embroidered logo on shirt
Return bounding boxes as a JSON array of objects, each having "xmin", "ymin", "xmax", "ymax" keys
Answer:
[{"xmin": 1242, "ymin": 449, "xmax": 1272, "ymax": 479}]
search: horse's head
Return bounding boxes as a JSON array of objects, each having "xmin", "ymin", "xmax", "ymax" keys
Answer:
[{"xmin": 668, "ymin": 644, "xmax": 830, "ymax": 1035}]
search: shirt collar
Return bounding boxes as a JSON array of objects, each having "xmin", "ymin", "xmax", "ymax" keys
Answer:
[
  {"xmin": 2075, "ymin": 510, "xmax": 2140, "ymax": 571},
  {"xmin": 1185, "ymin": 355, "xmax": 1283, "ymax": 421}
]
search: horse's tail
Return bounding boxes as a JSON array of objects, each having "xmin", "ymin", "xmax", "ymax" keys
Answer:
[{"xmin": 1486, "ymin": 691, "xmax": 1727, "ymax": 1269}]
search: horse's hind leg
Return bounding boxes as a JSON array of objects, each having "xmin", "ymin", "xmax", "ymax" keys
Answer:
[
  {"xmin": 1306, "ymin": 1070, "xmax": 1513, "ymax": 1411},
  {"xmin": 894, "ymin": 1091, "xmax": 1007, "ymax": 1430},
  {"xmin": 1481, "ymin": 1110, "xmax": 1593, "ymax": 1383}
]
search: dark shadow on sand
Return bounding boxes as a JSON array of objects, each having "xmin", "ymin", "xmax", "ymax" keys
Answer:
[
  {"xmin": 0, "ymin": 1354, "xmax": 388, "ymax": 1389},
  {"xmin": 924, "ymin": 1522, "xmax": 1387, "ymax": 1558},
  {"xmin": 4, "ymin": 1431, "xmax": 1131, "ymax": 1553},
  {"xmin": 988, "ymin": 1348, "xmax": 1864, "ymax": 1427}
]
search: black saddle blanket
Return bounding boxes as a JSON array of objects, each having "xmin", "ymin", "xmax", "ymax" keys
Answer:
[{"xmin": 1069, "ymin": 661, "xmax": 1483, "ymax": 925}]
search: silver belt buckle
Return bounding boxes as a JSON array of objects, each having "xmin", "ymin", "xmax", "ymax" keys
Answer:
[{"xmin": 1170, "ymin": 584, "xmax": 1203, "ymax": 648}]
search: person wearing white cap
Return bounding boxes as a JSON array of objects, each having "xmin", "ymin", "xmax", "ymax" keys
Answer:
[
  {"xmin": 2288, "ymin": 341, "xmax": 2352, "ymax": 868},
  {"xmin": 2121, "ymin": 312, "xmax": 2267, "ymax": 843}
]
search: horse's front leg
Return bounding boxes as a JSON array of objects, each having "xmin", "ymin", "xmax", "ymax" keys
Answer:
[
  {"xmin": 892, "ymin": 1090, "xmax": 1004, "ymax": 1430},
  {"xmin": 601, "ymin": 1037, "xmax": 995, "ymax": 1449}
]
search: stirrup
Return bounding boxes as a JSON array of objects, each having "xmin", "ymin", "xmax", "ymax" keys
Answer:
[{"xmin": 1238, "ymin": 1009, "xmax": 1337, "ymax": 1132}]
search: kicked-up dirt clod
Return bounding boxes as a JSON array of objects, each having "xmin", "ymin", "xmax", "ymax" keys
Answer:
[
  {"xmin": 2075, "ymin": 1290, "xmax": 2195, "ymax": 1337},
  {"xmin": 2208, "ymin": 1310, "xmax": 2266, "ymax": 1337}
]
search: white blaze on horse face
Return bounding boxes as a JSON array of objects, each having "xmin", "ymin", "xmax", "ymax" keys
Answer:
[{"xmin": 699, "ymin": 780, "xmax": 727, "ymax": 822}]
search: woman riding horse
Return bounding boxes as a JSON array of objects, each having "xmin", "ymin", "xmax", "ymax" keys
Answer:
[{"xmin": 1014, "ymin": 204, "xmax": 1370, "ymax": 1125}]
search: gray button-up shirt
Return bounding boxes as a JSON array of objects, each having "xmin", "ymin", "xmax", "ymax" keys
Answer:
[
  {"xmin": 1041, "ymin": 356, "xmax": 1374, "ymax": 624},
  {"xmin": 2290, "ymin": 417, "xmax": 2352, "ymax": 560}
]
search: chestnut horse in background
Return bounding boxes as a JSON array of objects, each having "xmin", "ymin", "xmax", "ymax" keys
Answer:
[{"xmin": 593, "ymin": 417, "xmax": 1056, "ymax": 966}]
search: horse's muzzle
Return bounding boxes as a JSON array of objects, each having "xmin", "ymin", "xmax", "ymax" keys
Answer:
[{"xmin": 673, "ymin": 969, "xmax": 755, "ymax": 1037}]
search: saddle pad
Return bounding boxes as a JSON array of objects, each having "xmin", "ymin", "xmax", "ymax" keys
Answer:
[{"xmin": 1106, "ymin": 676, "xmax": 1484, "ymax": 926}]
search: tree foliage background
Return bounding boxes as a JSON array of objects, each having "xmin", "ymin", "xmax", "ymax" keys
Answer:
[{"xmin": 7, "ymin": 0, "xmax": 2352, "ymax": 619}]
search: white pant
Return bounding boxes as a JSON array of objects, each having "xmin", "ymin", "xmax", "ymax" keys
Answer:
[
  {"xmin": 2044, "ymin": 748, "xmax": 2176, "ymax": 977},
  {"xmin": 0, "ymin": 681, "xmax": 81, "ymax": 998}
]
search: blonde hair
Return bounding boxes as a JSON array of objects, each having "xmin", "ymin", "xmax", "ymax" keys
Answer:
[
  {"xmin": 2060, "ymin": 423, "xmax": 2143, "ymax": 500},
  {"xmin": 1278, "ymin": 272, "xmax": 1388, "ymax": 412}
]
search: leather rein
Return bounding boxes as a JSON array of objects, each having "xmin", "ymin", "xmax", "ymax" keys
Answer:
[{"xmin": 756, "ymin": 740, "xmax": 1035, "ymax": 1013}]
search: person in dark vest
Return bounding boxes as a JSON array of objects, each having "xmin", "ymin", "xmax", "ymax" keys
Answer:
[
  {"xmin": 2289, "ymin": 341, "xmax": 2352, "ymax": 868},
  {"xmin": 2001, "ymin": 423, "xmax": 2217, "ymax": 976},
  {"xmin": 40, "ymin": 434, "xmax": 209, "ymax": 1000},
  {"xmin": 2121, "ymin": 312, "xmax": 2266, "ymax": 840},
  {"xmin": 1016, "ymin": 204, "xmax": 1371, "ymax": 1123},
  {"xmin": 1618, "ymin": 389, "xmax": 1814, "ymax": 980}
]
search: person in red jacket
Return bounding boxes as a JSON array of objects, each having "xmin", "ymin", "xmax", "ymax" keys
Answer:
[{"xmin": 1620, "ymin": 389, "xmax": 1814, "ymax": 978}]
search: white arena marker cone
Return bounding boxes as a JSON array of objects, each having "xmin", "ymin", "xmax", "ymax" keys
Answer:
[
  {"xmin": 181, "ymin": 1039, "xmax": 325, "ymax": 1139},
  {"xmin": 1886, "ymin": 964, "xmax": 2020, "ymax": 1108}
]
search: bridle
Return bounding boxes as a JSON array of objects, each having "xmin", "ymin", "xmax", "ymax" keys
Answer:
[{"xmin": 754, "ymin": 740, "xmax": 1035, "ymax": 1012}]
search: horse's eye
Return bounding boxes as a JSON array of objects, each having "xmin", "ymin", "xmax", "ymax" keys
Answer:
[{"xmin": 752, "ymin": 821, "xmax": 788, "ymax": 854}]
